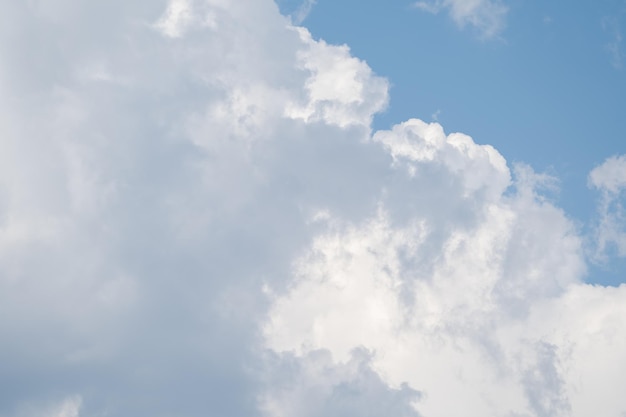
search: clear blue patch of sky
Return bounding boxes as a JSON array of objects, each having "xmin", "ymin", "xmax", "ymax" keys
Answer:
[{"xmin": 278, "ymin": 0, "xmax": 626, "ymax": 286}]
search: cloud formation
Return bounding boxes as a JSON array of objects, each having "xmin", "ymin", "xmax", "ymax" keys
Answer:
[
  {"xmin": 259, "ymin": 349, "xmax": 422, "ymax": 417},
  {"xmin": 0, "ymin": 1, "xmax": 625, "ymax": 417},
  {"xmin": 413, "ymin": 0, "xmax": 508, "ymax": 38},
  {"xmin": 291, "ymin": 0, "xmax": 317, "ymax": 25},
  {"xmin": 602, "ymin": 13, "xmax": 626, "ymax": 69},
  {"xmin": 589, "ymin": 154, "xmax": 626, "ymax": 259},
  {"xmin": 263, "ymin": 122, "xmax": 597, "ymax": 416}
]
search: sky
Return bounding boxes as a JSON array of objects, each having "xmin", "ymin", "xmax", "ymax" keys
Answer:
[
  {"xmin": 1, "ymin": 1, "xmax": 626, "ymax": 417},
  {"xmin": 282, "ymin": 0, "xmax": 626, "ymax": 285}
]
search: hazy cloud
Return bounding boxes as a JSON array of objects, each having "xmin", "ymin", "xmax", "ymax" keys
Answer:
[
  {"xmin": 413, "ymin": 0, "xmax": 508, "ymax": 38},
  {"xmin": 602, "ymin": 12, "xmax": 626, "ymax": 69},
  {"xmin": 589, "ymin": 154, "xmax": 626, "ymax": 259},
  {"xmin": 292, "ymin": 0, "xmax": 317, "ymax": 25}
]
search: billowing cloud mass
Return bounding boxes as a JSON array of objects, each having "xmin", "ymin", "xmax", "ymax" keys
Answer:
[
  {"xmin": 0, "ymin": 1, "xmax": 625, "ymax": 417},
  {"xmin": 413, "ymin": 0, "xmax": 508, "ymax": 38}
]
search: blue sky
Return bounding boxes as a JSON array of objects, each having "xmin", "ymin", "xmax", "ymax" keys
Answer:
[
  {"xmin": 280, "ymin": 0, "xmax": 626, "ymax": 285},
  {"xmin": 3, "ymin": 1, "xmax": 626, "ymax": 416}
]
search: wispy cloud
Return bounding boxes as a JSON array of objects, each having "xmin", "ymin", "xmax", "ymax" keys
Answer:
[
  {"xmin": 589, "ymin": 154, "xmax": 626, "ymax": 260},
  {"xmin": 603, "ymin": 15, "xmax": 625, "ymax": 69},
  {"xmin": 292, "ymin": 0, "xmax": 317, "ymax": 25},
  {"xmin": 413, "ymin": 0, "xmax": 508, "ymax": 38}
]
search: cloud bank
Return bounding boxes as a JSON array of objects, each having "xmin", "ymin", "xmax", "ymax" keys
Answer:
[{"xmin": 0, "ymin": 1, "xmax": 625, "ymax": 417}]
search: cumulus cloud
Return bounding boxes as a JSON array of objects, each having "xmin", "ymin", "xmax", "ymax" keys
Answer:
[
  {"xmin": 413, "ymin": 0, "xmax": 508, "ymax": 38},
  {"xmin": 263, "ymin": 130, "xmax": 590, "ymax": 416},
  {"xmin": 264, "ymin": 131, "xmax": 626, "ymax": 416},
  {"xmin": 0, "ymin": 1, "xmax": 387, "ymax": 415},
  {"xmin": 259, "ymin": 349, "xmax": 421, "ymax": 417},
  {"xmin": 590, "ymin": 154, "xmax": 626, "ymax": 194},
  {"xmin": 0, "ymin": 1, "xmax": 625, "ymax": 417}
]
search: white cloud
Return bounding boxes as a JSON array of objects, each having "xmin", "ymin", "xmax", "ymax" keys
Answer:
[
  {"xmin": 603, "ymin": 14, "xmax": 626, "ymax": 69},
  {"xmin": 291, "ymin": 0, "xmax": 316, "ymax": 25},
  {"xmin": 264, "ymin": 151, "xmax": 626, "ymax": 417},
  {"xmin": 259, "ymin": 349, "xmax": 421, "ymax": 417},
  {"xmin": 0, "ymin": 1, "xmax": 387, "ymax": 415},
  {"xmin": 413, "ymin": 0, "xmax": 508, "ymax": 38},
  {"xmin": 51, "ymin": 397, "xmax": 82, "ymax": 417},
  {"xmin": 589, "ymin": 154, "xmax": 626, "ymax": 259},
  {"xmin": 155, "ymin": 0, "xmax": 194, "ymax": 38},
  {"xmin": 0, "ymin": 1, "xmax": 625, "ymax": 417},
  {"xmin": 9, "ymin": 396, "xmax": 82, "ymax": 417},
  {"xmin": 155, "ymin": 0, "xmax": 221, "ymax": 38},
  {"xmin": 285, "ymin": 29, "xmax": 389, "ymax": 128},
  {"xmin": 263, "ymin": 130, "xmax": 593, "ymax": 416},
  {"xmin": 589, "ymin": 154, "xmax": 626, "ymax": 194}
]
